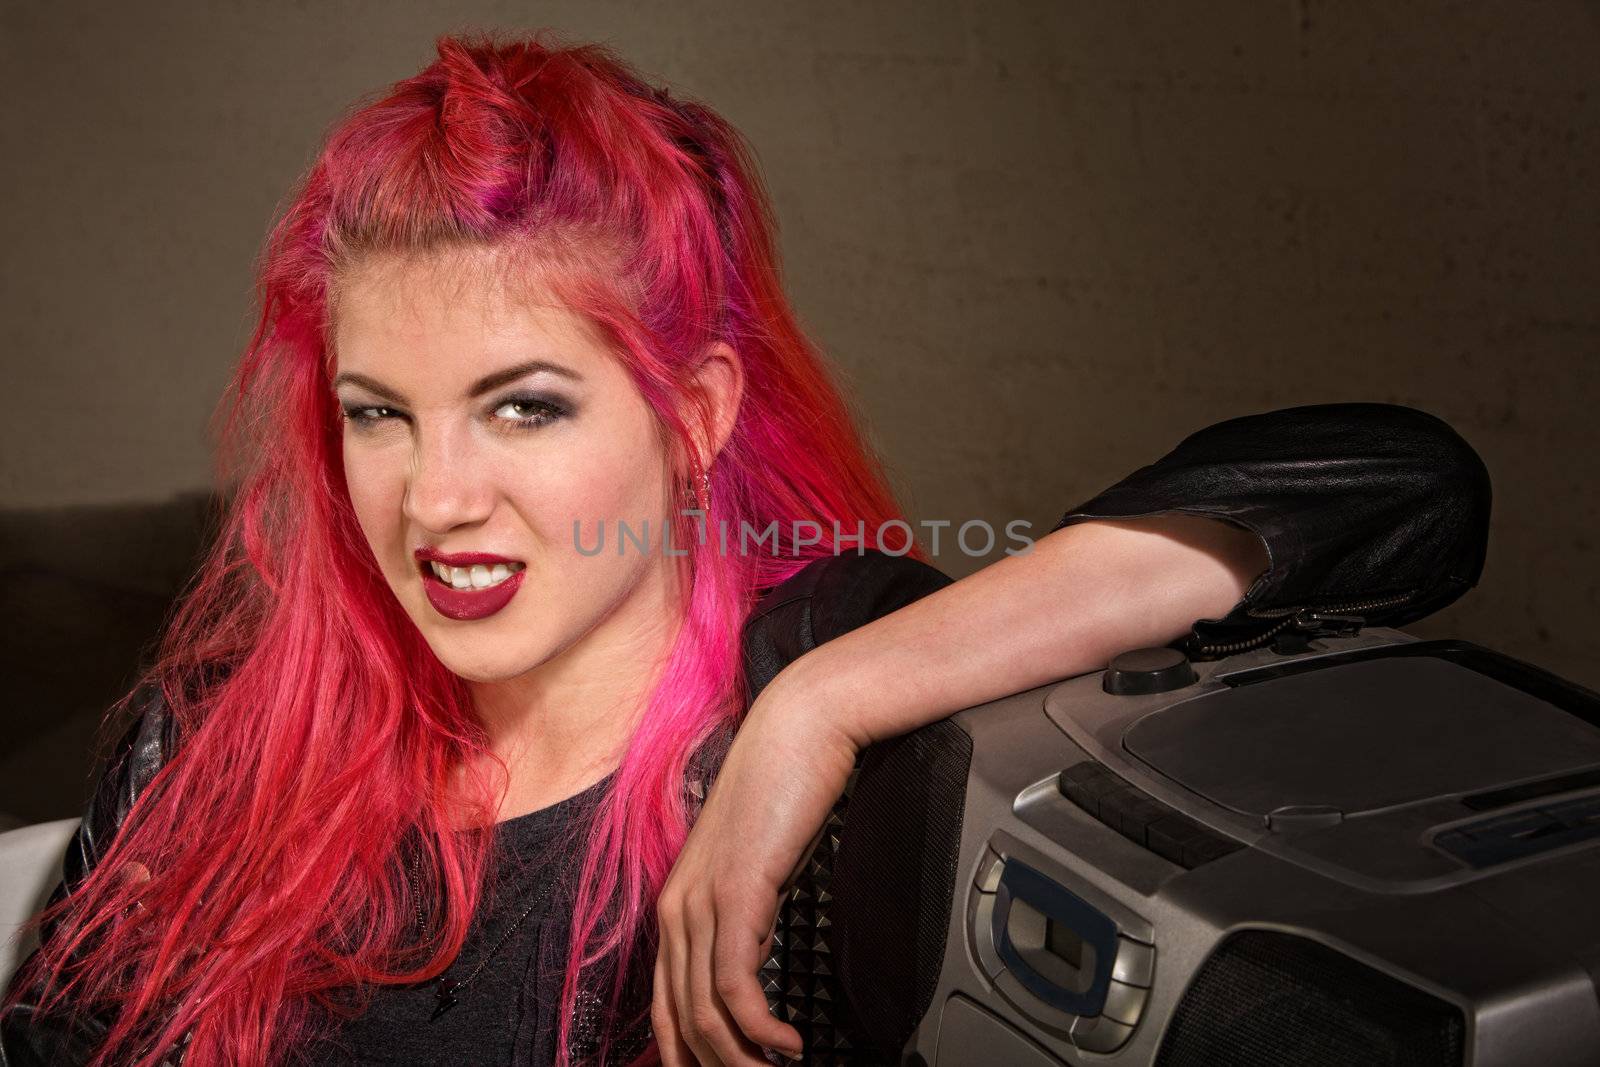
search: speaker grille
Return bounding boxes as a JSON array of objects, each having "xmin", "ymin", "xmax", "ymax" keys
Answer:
[
  {"xmin": 829, "ymin": 718, "xmax": 973, "ymax": 1060},
  {"xmin": 1155, "ymin": 930, "xmax": 1465, "ymax": 1067}
]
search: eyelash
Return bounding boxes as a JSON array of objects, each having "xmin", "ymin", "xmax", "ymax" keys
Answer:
[{"xmin": 339, "ymin": 394, "xmax": 570, "ymax": 433}]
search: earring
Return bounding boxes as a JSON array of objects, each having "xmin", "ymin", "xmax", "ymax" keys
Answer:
[{"xmin": 685, "ymin": 464, "xmax": 713, "ymax": 511}]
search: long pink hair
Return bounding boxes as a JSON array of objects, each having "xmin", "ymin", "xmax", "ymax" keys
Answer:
[{"xmin": 6, "ymin": 29, "xmax": 923, "ymax": 1067}]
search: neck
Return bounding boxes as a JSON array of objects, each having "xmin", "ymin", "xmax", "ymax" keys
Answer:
[{"xmin": 466, "ymin": 557, "xmax": 686, "ymax": 821}]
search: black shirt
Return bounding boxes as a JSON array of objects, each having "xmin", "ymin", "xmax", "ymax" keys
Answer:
[{"xmin": 295, "ymin": 773, "xmax": 620, "ymax": 1067}]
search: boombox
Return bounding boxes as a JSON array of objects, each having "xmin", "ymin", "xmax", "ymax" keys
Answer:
[{"xmin": 772, "ymin": 629, "xmax": 1600, "ymax": 1066}]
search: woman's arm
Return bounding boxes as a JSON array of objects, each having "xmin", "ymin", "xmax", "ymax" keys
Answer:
[
  {"xmin": 651, "ymin": 518, "xmax": 1266, "ymax": 1067},
  {"xmin": 652, "ymin": 402, "xmax": 1492, "ymax": 1067},
  {"xmin": 738, "ymin": 401, "xmax": 1491, "ymax": 706},
  {"xmin": 773, "ymin": 514, "xmax": 1267, "ymax": 753}
]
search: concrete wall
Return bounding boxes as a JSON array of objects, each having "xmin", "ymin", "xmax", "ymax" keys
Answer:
[{"xmin": 3, "ymin": 1, "xmax": 1597, "ymax": 816}]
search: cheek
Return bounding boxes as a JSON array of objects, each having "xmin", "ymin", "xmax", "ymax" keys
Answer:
[
  {"xmin": 508, "ymin": 416, "xmax": 673, "ymax": 538},
  {"xmin": 342, "ymin": 443, "xmax": 404, "ymax": 557},
  {"xmin": 504, "ymin": 462, "xmax": 668, "ymax": 553}
]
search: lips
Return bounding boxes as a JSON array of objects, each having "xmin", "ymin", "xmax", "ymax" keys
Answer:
[
  {"xmin": 421, "ymin": 567, "xmax": 523, "ymax": 620},
  {"xmin": 415, "ymin": 549, "xmax": 526, "ymax": 621}
]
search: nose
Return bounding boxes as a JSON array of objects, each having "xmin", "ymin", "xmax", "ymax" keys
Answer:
[{"xmin": 403, "ymin": 421, "xmax": 494, "ymax": 535}]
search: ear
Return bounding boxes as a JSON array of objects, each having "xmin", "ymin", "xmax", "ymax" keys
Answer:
[{"xmin": 683, "ymin": 340, "xmax": 744, "ymax": 470}]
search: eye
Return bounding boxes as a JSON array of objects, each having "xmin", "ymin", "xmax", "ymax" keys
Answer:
[
  {"xmin": 340, "ymin": 404, "xmax": 404, "ymax": 429},
  {"xmin": 491, "ymin": 394, "xmax": 569, "ymax": 431}
]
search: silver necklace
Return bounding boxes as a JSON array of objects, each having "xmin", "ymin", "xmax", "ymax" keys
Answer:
[
  {"xmin": 405, "ymin": 771, "xmax": 631, "ymax": 1022},
  {"xmin": 406, "ymin": 848, "xmax": 550, "ymax": 1021}
]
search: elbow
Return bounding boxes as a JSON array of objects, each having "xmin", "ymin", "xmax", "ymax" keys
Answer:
[
  {"xmin": 1392, "ymin": 405, "xmax": 1492, "ymax": 588},
  {"xmin": 1358, "ymin": 402, "xmax": 1493, "ymax": 595}
]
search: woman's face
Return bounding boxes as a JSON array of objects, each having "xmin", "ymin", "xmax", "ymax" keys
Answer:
[{"xmin": 330, "ymin": 248, "xmax": 683, "ymax": 684}]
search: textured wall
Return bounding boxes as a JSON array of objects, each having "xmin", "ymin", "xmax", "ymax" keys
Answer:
[{"xmin": 1, "ymin": 0, "xmax": 1596, "ymax": 761}]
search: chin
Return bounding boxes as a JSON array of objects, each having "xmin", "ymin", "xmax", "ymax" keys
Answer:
[
  {"xmin": 431, "ymin": 641, "xmax": 548, "ymax": 684},
  {"xmin": 403, "ymin": 605, "xmax": 552, "ymax": 683}
]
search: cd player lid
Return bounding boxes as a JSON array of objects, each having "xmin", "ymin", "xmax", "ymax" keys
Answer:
[{"xmin": 1122, "ymin": 655, "xmax": 1600, "ymax": 819}]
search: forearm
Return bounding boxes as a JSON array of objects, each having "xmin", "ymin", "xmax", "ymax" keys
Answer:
[{"xmin": 767, "ymin": 515, "xmax": 1268, "ymax": 751}]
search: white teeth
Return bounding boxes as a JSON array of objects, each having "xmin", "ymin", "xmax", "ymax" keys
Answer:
[{"xmin": 427, "ymin": 559, "xmax": 525, "ymax": 591}]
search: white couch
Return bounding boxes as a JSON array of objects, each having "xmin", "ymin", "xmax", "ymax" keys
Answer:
[{"xmin": 0, "ymin": 818, "xmax": 80, "ymax": 989}]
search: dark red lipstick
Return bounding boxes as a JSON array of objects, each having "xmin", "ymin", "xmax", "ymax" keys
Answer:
[{"xmin": 414, "ymin": 548, "xmax": 526, "ymax": 621}]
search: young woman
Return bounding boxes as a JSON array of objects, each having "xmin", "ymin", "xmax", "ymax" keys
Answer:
[{"xmin": 0, "ymin": 30, "xmax": 1490, "ymax": 1067}]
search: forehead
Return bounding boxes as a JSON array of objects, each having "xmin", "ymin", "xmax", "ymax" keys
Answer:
[{"xmin": 328, "ymin": 245, "xmax": 615, "ymax": 377}]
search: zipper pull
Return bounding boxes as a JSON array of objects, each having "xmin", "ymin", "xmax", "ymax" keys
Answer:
[{"xmin": 1291, "ymin": 609, "xmax": 1366, "ymax": 636}]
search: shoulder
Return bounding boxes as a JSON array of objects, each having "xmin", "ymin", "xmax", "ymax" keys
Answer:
[
  {"xmin": 61, "ymin": 682, "xmax": 177, "ymax": 888},
  {"xmin": 741, "ymin": 549, "xmax": 952, "ymax": 701}
]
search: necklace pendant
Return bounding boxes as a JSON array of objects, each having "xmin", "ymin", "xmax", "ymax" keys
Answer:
[{"xmin": 431, "ymin": 979, "xmax": 459, "ymax": 1021}]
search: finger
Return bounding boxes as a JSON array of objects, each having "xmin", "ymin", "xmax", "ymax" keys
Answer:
[
  {"xmin": 714, "ymin": 905, "xmax": 803, "ymax": 1060},
  {"xmin": 689, "ymin": 895, "xmax": 769, "ymax": 1066},
  {"xmin": 666, "ymin": 898, "xmax": 713, "ymax": 1067},
  {"xmin": 677, "ymin": 897, "xmax": 726, "ymax": 1066},
  {"xmin": 653, "ymin": 943, "xmax": 696, "ymax": 1067}
]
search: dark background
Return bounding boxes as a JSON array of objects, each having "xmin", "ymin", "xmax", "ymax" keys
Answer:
[{"xmin": 3, "ymin": 1, "xmax": 1597, "ymax": 827}]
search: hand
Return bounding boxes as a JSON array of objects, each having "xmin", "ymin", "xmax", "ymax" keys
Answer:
[{"xmin": 651, "ymin": 663, "xmax": 859, "ymax": 1066}]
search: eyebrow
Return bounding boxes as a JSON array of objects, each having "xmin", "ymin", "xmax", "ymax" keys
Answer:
[{"xmin": 331, "ymin": 359, "xmax": 584, "ymax": 404}]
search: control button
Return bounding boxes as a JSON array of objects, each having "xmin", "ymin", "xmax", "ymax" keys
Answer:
[
  {"xmin": 993, "ymin": 969, "xmax": 1077, "ymax": 1034},
  {"xmin": 1111, "ymin": 936, "xmax": 1155, "ymax": 988},
  {"xmin": 1103, "ymin": 646, "xmax": 1198, "ymax": 696},
  {"xmin": 1100, "ymin": 979, "xmax": 1149, "ymax": 1027},
  {"xmin": 1071, "ymin": 1012, "xmax": 1136, "ymax": 1054},
  {"xmin": 975, "ymin": 849, "xmax": 1005, "ymax": 893},
  {"xmin": 971, "ymin": 891, "xmax": 1006, "ymax": 977}
]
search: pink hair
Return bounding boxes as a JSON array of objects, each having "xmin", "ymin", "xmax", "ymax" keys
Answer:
[{"xmin": 7, "ymin": 28, "xmax": 922, "ymax": 1067}]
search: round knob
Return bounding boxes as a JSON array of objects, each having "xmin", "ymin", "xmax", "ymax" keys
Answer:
[{"xmin": 1102, "ymin": 646, "xmax": 1197, "ymax": 695}]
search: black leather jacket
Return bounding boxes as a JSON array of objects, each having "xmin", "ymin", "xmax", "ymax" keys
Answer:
[{"xmin": 1, "ymin": 402, "xmax": 1492, "ymax": 1066}]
